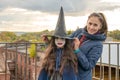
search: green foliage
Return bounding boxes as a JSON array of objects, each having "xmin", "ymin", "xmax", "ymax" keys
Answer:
[
  {"xmin": 40, "ymin": 46, "xmax": 46, "ymax": 52},
  {"xmin": 0, "ymin": 32, "xmax": 17, "ymax": 42},
  {"xmin": 67, "ymin": 30, "xmax": 73, "ymax": 35},
  {"xmin": 29, "ymin": 44, "xmax": 36, "ymax": 58},
  {"xmin": 0, "ymin": 29, "xmax": 75, "ymax": 42},
  {"xmin": 0, "ymin": 30, "xmax": 53, "ymax": 42},
  {"xmin": 19, "ymin": 30, "xmax": 53, "ymax": 42},
  {"xmin": 1, "ymin": 29, "xmax": 120, "ymax": 42},
  {"xmin": 108, "ymin": 30, "xmax": 120, "ymax": 41}
]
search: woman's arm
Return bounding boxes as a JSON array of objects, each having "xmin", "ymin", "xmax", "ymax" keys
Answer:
[{"xmin": 76, "ymin": 45, "xmax": 103, "ymax": 70}]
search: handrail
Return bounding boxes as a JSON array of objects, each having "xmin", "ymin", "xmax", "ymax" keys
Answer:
[{"xmin": 0, "ymin": 42, "xmax": 119, "ymax": 80}]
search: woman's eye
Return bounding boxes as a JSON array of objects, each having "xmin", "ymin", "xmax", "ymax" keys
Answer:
[
  {"xmin": 89, "ymin": 22, "xmax": 92, "ymax": 25},
  {"xmin": 94, "ymin": 24, "xmax": 98, "ymax": 27}
]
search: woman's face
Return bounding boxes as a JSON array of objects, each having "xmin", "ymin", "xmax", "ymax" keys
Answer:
[
  {"xmin": 55, "ymin": 37, "xmax": 66, "ymax": 48},
  {"xmin": 87, "ymin": 16, "xmax": 102, "ymax": 34}
]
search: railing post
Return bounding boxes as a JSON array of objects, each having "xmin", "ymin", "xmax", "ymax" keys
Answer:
[
  {"xmin": 35, "ymin": 43, "xmax": 37, "ymax": 80},
  {"xmin": 92, "ymin": 68, "xmax": 95, "ymax": 78},
  {"xmin": 15, "ymin": 43, "xmax": 18, "ymax": 80},
  {"xmin": 116, "ymin": 44, "xmax": 119, "ymax": 80},
  {"xmin": 5, "ymin": 43, "xmax": 7, "ymax": 80},
  {"xmin": 100, "ymin": 56, "xmax": 103, "ymax": 80},
  {"xmin": 108, "ymin": 43, "xmax": 111, "ymax": 80},
  {"xmin": 24, "ymin": 43, "xmax": 28, "ymax": 80},
  {"xmin": 20, "ymin": 53, "xmax": 22, "ymax": 80}
]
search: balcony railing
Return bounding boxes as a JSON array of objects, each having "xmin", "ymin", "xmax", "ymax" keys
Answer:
[
  {"xmin": 0, "ymin": 42, "xmax": 120, "ymax": 80},
  {"xmin": 93, "ymin": 42, "xmax": 120, "ymax": 80}
]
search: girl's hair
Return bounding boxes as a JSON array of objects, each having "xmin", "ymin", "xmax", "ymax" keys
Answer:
[
  {"xmin": 85, "ymin": 12, "xmax": 108, "ymax": 36},
  {"xmin": 41, "ymin": 37, "xmax": 78, "ymax": 75}
]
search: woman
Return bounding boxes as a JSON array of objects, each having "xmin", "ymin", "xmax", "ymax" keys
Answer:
[{"xmin": 71, "ymin": 12, "xmax": 108, "ymax": 80}]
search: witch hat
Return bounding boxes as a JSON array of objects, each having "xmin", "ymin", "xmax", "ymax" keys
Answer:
[{"xmin": 52, "ymin": 7, "xmax": 73, "ymax": 39}]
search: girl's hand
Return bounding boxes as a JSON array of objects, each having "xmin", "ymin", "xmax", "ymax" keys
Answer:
[{"xmin": 41, "ymin": 34, "xmax": 49, "ymax": 42}]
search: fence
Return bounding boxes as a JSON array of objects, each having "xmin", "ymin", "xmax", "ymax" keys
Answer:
[
  {"xmin": 93, "ymin": 42, "xmax": 120, "ymax": 80},
  {"xmin": 0, "ymin": 42, "xmax": 120, "ymax": 80}
]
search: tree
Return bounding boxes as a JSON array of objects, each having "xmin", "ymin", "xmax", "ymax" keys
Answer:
[
  {"xmin": 29, "ymin": 44, "xmax": 36, "ymax": 58},
  {"xmin": 108, "ymin": 30, "xmax": 120, "ymax": 41},
  {"xmin": 0, "ymin": 32, "xmax": 17, "ymax": 42},
  {"xmin": 67, "ymin": 30, "xmax": 73, "ymax": 35}
]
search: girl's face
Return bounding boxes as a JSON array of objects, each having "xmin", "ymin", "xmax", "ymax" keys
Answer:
[
  {"xmin": 55, "ymin": 37, "xmax": 66, "ymax": 48},
  {"xmin": 87, "ymin": 16, "xmax": 102, "ymax": 34}
]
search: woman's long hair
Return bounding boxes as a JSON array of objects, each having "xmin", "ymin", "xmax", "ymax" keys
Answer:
[{"xmin": 41, "ymin": 37, "xmax": 78, "ymax": 75}]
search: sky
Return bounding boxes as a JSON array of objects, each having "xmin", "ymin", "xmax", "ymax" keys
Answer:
[{"xmin": 0, "ymin": 0, "xmax": 120, "ymax": 32}]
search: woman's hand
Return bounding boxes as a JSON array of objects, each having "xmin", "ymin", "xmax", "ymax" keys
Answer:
[{"xmin": 73, "ymin": 38, "xmax": 80, "ymax": 50}]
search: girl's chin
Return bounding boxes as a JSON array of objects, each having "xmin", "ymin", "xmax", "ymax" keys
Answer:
[{"xmin": 57, "ymin": 45, "xmax": 64, "ymax": 48}]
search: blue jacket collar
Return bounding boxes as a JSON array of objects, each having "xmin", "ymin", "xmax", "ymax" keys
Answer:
[{"xmin": 82, "ymin": 28, "xmax": 106, "ymax": 41}]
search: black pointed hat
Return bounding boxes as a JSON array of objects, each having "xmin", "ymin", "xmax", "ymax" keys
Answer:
[{"xmin": 51, "ymin": 7, "xmax": 73, "ymax": 39}]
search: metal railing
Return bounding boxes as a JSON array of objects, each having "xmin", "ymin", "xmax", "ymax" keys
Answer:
[
  {"xmin": 93, "ymin": 42, "xmax": 120, "ymax": 80},
  {"xmin": 0, "ymin": 42, "xmax": 120, "ymax": 80},
  {"xmin": 0, "ymin": 42, "xmax": 46, "ymax": 80}
]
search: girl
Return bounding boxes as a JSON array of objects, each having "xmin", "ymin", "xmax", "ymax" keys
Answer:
[{"xmin": 38, "ymin": 7, "xmax": 78, "ymax": 80}]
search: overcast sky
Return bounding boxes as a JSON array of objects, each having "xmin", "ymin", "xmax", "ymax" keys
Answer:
[{"xmin": 0, "ymin": 0, "xmax": 120, "ymax": 32}]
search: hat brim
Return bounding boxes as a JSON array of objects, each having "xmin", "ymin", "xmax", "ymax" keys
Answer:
[{"xmin": 46, "ymin": 34, "xmax": 74, "ymax": 40}]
